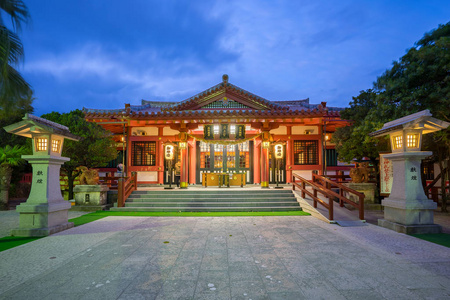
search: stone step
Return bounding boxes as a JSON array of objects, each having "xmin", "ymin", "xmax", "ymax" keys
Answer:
[
  {"xmin": 127, "ymin": 196, "xmax": 295, "ymax": 201},
  {"xmin": 110, "ymin": 206, "xmax": 302, "ymax": 212},
  {"xmin": 132, "ymin": 189, "xmax": 293, "ymax": 195},
  {"xmin": 124, "ymin": 201, "xmax": 298, "ymax": 208}
]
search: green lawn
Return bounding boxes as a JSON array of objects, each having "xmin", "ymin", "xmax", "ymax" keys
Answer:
[
  {"xmin": 0, "ymin": 236, "xmax": 43, "ymax": 252},
  {"xmin": 410, "ymin": 233, "xmax": 450, "ymax": 248}
]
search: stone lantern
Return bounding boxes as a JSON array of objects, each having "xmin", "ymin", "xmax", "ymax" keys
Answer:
[
  {"xmin": 370, "ymin": 110, "xmax": 449, "ymax": 234},
  {"xmin": 4, "ymin": 114, "xmax": 80, "ymax": 237}
]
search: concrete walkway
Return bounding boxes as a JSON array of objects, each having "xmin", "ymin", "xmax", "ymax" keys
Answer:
[{"xmin": 1, "ymin": 215, "xmax": 449, "ymax": 299}]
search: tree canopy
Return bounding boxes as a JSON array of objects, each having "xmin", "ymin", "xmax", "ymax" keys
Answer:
[
  {"xmin": 41, "ymin": 109, "xmax": 118, "ymax": 199},
  {"xmin": 334, "ymin": 22, "xmax": 450, "ymax": 163},
  {"xmin": 333, "ymin": 22, "xmax": 450, "ymax": 211}
]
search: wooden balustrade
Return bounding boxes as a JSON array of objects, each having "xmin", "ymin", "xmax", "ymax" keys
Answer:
[
  {"xmin": 292, "ymin": 172, "xmax": 365, "ymax": 220},
  {"xmin": 117, "ymin": 173, "xmax": 138, "ymax": 208}
]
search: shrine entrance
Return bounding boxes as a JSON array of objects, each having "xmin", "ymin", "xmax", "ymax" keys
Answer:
[{"xmin": 196, "ymin": 141, "xmax": 253, "ymax": 185}]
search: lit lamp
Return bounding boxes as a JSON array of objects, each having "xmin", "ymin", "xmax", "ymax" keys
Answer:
[
  {"xmin": 370, "ymin": 110, "xmax": 450, "ymax": 234},
  {"xmin": 262, "ymin": 141, "xmax": 270, "ymax": 149},
  {"xmin": 273, "ymin": 141, "xmax": 285, "ymax": 189},
  {"xmin": 4, "ymin": 114, "xmax": 80, "ymax": 237},
  {"xmin": 163, "ymin": 142, "xmax": 177, "ymax": 189},
  {"xmin": 178, "ymin": 141, "xmax": 187, "ymax": 150}
]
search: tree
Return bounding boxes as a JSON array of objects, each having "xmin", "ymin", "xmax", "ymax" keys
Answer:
[
  {"xmin": 333, "ymin": 89, "xmax": 389, "ymax": 164},
  {"xmin": 333, "ymin": 22, "xmax": 450, "ymax": 211},
  {"xmin": 0, "ymin": 144, "xmax": 28, "ymax": 210},
  {"xmin": 0, "ymin": 0, "xmax": 32, "ymax": 110},
  {"xmin": 41, "ymin": 110, "xmax": 118, "ymax": 199}
]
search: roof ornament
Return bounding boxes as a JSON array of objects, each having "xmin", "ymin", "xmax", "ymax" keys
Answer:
[{"xmin": 222, "ymin": 74, "xmax": 229, "ymax": 84}]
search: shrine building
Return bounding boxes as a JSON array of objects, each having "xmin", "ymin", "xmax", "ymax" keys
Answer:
[{"xmin": 83, "ymin": 75, "xmax": 350, "ymax": 187}]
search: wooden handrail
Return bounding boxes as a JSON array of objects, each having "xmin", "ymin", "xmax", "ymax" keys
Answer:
[
  {"xmin": 292, "ymin": 172, "xmax": 365, "ymax": 220},
  {"xmin": 98, "ymin": 176, "xmax": 119, "ymax": 190},
  {"xmin": 424, "ymin": 168, "xmax": 446, "ymax": 192},
  {"xmin": 312, "ymin": 173, "xmax": 365, "ymax": 220},
  {"xmin": 117, "ymin": 173, "xmax": 138, "ymax": 208},
  {"xmin": 292, "ymin": 173, "xmax": 335, "ymax": 220}
]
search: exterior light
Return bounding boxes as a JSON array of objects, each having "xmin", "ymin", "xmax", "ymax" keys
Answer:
[
  {"xmin": 274, "ymin": 144, "xmax": 284, "ymax": 159},
  {"xmin": 52, "ymin": 139, "xmax": 62, "ymax": 153},
  {"xmin": 179, "ymin": 141, "xmax": 187, "ymax": 149},
  {"xmin": 35, "ymin": 137, "xmax": 48, "ymax": 152},
  {"xmin": 325, "ymin": 134, "xmax": 331, "ymax": 141},
  {"xmin": 406, "ymin": 134, "xmax": 418, "ymax": 148},
  {"xmin": 392, "ymin": 135, "xmax": 403, "ymax": 150},
  {"xmin": 262, "ymin": 141, "xmax": 270, "ymax": 149},
  {"xmin": 165, "ymin": 144, "xmax": 174, "ymax": 160}
]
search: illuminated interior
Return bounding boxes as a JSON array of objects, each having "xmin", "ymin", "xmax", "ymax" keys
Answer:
[
  {"xmin": 52, "ymin": 139, "xmax": 61, "ymax": 153},
  {"xmin": 35, "ymin": 138, "xmax": 48, "ymax": 151},
  {"xmin": 393, "ymin": 135, "xmax": 403, "ymax": 150}
]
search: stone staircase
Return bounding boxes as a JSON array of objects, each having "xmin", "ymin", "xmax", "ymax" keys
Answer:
[{"xmin": 110, "ymin": 189, "xmax": 301, "ymax": 212}]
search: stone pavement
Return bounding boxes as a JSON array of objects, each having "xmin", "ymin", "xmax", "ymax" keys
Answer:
[
  {"xmin": 0, "ymin": 210, "xmax": 91, "ymax": 238},
  {"xmin": 0, "ymin": 216, "xmax": 449, "ymax": 299}
]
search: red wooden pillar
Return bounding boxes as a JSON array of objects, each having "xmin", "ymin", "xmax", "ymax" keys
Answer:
[
  {"xmin": 158, "ymin": 127, "xmax": 164, "ymax": 185},
  {"xmin": 126, "ymin": 125, "xmax": 131, "ymax": 178},
  {"xmin": 253, "ymin": 139, "xmax": 261, "ymax": 184},
  {"xmin": 180, "ymin": 144, "xmax": 188, "ymax": 188},
  {"xmin": 189, "ymin": 139, "xmax": 196, "ymax": 185},
  {"xmin": 261, "ymin": 132, "xmax": 270, "ymax": 188},
  {"xmin": 286, "ymin": 126, "xmax": 292, "ymax": 183}
]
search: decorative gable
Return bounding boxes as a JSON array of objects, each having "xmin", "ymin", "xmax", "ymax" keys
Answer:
[
  {"xmin": 163, "ymin": 74, "xmax": 287, "ymax": 112},
  {"xmin": 202, "ymin": 97, "xmax": 252, "ymax": 109}
]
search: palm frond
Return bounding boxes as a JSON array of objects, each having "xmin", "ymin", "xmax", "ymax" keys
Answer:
[{"xmin": 0, "ymin": 0, "xmax": 30, "ymax": 32}]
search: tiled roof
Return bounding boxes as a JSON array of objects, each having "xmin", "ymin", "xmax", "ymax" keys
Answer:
[{"xmin": 83, "ymin": 75, "xmax": 344, "ymax": 118}]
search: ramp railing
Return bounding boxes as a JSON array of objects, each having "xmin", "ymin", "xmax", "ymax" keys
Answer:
[
  {"xmin": 117, "ymin": 173, "xmax": 138, "ymax": 208},
  {"xmin": 292, "ymin": 173, "xmax": 365, "ymax": 220}
]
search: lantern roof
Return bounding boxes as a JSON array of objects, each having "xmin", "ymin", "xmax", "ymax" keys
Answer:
[
  {"xmin": 370, "ymin": 110, "xmax": 450, "ymax": 137},
  {"xmin": 4, "ymin": 114, "xmax": 80, "ymax": 141}
]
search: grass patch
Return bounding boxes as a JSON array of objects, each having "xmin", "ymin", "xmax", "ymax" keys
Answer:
[
  {"xmin": 410, "ymin": 233, "xmax": 450, "ymax": 248},
  {"xmin": 68, "ymin": 210, "xmax": 309, "ymax": 227},
  {"xmin": 0, "ymin": 236, "xmax": 43, "ymax": 252}
]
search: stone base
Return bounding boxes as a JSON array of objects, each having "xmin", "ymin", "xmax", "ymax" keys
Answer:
[
  {"xmin": 70, "ymin": 204, "xmax": 112, "ymax": 211},
  {"xmin": 13, "ymin": 201, "xmax": 73, "ymax": 237},
  {"xmin": 343, "ymin": 182, "xmax": 377, "ymax": 205},
  {"xmin": 11, "ymin": 221, "xmax": 74, "ymax": 237},
  {"xmin": 382, "ymin": 198, "xmax": 437, "ymax": 225},
  {"xmin": 378, "ymin": 219, "xmax": 442, "ymax": 234},
  {"xmin": 74, "ymin": 185, "xmax": 109, "ymax": 206}
]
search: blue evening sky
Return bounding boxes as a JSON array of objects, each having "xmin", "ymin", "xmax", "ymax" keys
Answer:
[{"xmin": 19, "ymin": 0, "xmax": 450, "ymax": 116}]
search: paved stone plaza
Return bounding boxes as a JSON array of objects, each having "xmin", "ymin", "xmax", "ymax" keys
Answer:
[{"xmin": 0, "ymin": 215, "xmax": 449, "ymax": 299}]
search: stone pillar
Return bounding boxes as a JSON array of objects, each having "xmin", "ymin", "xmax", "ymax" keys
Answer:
[
  {"xmin": 378, "ymin": 151, "xmax": 441, "ymax": 234},
  {"xmin": 12, "ymin": 155, "xmax": 73, "ymax": 237}
]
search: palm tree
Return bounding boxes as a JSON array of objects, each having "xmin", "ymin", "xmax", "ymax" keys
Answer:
[
  {"xmin": 0, "ymin": 0, "xmax": 31, "ymax": 111},
  {"xmin": 0, "ymin": 144, "xmax": 28, "ymax": 210}
]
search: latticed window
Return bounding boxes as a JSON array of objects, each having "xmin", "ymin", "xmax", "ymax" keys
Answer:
[
  {"xmin": 294, "ymin": 140, "xmax": 318, "ymax": 165},
  {"xmin": 203, "ymin": 99, "xmax": 250, "ymax": 109},
  {"xmin": 132, "ymin": 141, "xmax": 156, "ymax": 166}
]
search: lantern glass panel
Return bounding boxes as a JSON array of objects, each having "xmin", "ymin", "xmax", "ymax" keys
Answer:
[
  {"xmin": 406, "ymin": 134, "xmax": 418, "ymax": 148},
  {"xmin": 393, "ymin": 136, "xmax": 403, "ymax": 150},
  {"xmin": 36, "ymin": 138, "xmax": 48, "ymax": 151},
  {"xmin": 52, "ymin": 139, "xmax": 61, "ymax": 153}
]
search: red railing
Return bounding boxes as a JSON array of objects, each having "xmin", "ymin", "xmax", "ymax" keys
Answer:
[
  {"xmin": 98, "ymin": 174, "xmax": 119, "ymax": 190},
  {"xmin": 117, "ymin": 173, "xmax": 138, "ymax": 208},
  {"xmin": 292, "ymin": 173, "xmax": 365, "ymax": 220},
  {"xmin": 424, "ymin": 171, "xmax": 449, "ymax": 205}
]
